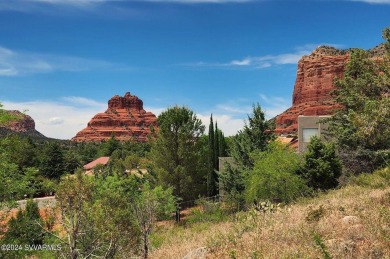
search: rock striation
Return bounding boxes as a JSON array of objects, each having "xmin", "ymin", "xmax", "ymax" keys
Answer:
[
  {"xmin": 274, "ymin": 46, "xmax": 348, "ymax": 134},
  {"xmin": 72, "ymin": 92, "xmax": 157, "ymax": 142},
  {"xmin": 274, "ymin": 44, "xmax": 385, "ymax": 134},
  {"xmin": 0, "ymin": 110, "xmax": 46, "ymax": 138}
]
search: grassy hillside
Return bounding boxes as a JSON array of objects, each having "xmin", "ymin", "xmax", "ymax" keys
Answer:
[{"xmin": 150, "ymin": 167, "xmax": 390, "ymax": 258}]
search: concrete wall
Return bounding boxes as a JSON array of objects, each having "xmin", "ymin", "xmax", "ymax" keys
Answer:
[{"xmin": 298, "ymin": 115, "xmax": 331, "ymax": 153}]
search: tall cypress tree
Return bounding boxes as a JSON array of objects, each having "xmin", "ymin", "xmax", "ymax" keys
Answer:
[
  {"xmin": 208, "ymin": 115, "xmax": 216, "ymax": 196},
  {"xmin": 214, "ymin": 122, "xmax": 220, "ymax": 171},
  {"xmin": 218, "ymin": 130, "xmax": 227, "ymax": 157},
  {"xmin": 207, "ymin": 115, "xmax": 221, "ymax": 196}
]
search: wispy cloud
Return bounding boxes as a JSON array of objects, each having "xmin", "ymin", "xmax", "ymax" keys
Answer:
[
  {"xmin": 0, "ymin": 46, "xmax": 129, "ymax": 76},
  {"xmin": 197, "ymin": 113, "xmax": 245, "ymax": 136},
  {"xmin": 350, "ymin": 0, "xmax": 390, "ymax": 4},
  {"xmin": 27, "ymin": 0, "xmax": 112, "ymax": 4},
  {"xmin": 0, "ymin": 0, "xmax": 256, "ymax": 12},
  {"xmin": 27, "ymin": 0, "xmax": 255, "ymax": 4},
  {"xmin": 143, "ymin": 0, "xmax": 255, "ymax": 3},
  {"xmin": 2, "ymin": 97, "xmax": 106, "ymax": 139},
  {"xmin": 1, "ymin": 94, "xmax": 290, "ymax": 138},
  {"xmin": 197, "ymin": 94, "xmax": 289, "ymax": 136},
  {"xmin": 258, "ymin": 94, "xmax": 290, "ymax": 118},
  {"xmin": 187, "ymin": 44, "xmax": 344, "ymax": 70},
  {"xmin": 227, "ymin": 44, "xmax": 321, "ymax": 68}
]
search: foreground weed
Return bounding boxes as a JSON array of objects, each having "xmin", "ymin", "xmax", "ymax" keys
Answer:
[{"xmin": 313, "ymin": 232, "xmax": 332, "ymax": 259}]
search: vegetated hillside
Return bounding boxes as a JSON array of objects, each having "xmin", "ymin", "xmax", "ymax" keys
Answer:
[
  {"xmin": 150, "ymin": 167, "xmax": 390, "ymax": 258},
  {"xmin": 0, "ymin": 110, "xmax": 47, "ymax": 139}
]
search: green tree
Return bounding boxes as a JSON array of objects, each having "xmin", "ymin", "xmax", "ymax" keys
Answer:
[
  {"xmin": 328, "ymin": 27, "xmax": 390, "ymax": 173},
  {"xmin": 99, "ymin": 134, "xmax": 120, "ymax": 156},
  {"xmin": 132, "ymin": 183, "xmax": 176, "ymax": 259},
  {"xmin": 217, "ymin": 128, "xmax": 227, "ymax": 158},
  {"xmin": 214, "ymin": 122, "xmax": 220, "ymax": 170},
  {"xmin": 207, "ymin": 115, "xmax": 218, "ymax": 196},
  {"xmin": 230, "ymin": 103, "xmax": 274, "ymax": 169},
  {"xmin": 63, "ymin": 149, "xmax": 82, "ymax": 174},
  {"xmin": 245, "ymin": 142, "xmax": 309, "ymax": 204},
  {"xmin": 298, "ymin": 136, "xmax": 342, "ymax": 190},
  {"xmin": 218, "ymin": 161, "xmax": 245, "ymax": 211},
  {"xmin": 150, "ymin": 106, "xmax": 208, "ymax": 200},
  {"xmin": 0, "ymin": 135, "xmax": 37, "ymax": 169},
  {"xmin": 39, "ymin": 142, "xmax": 65, "ymax": 179},
  {"xmin": 55, "ymin": 171, "xmax": 140, "ymax": 258},
  {"xmin": 1, "ymin": 200, "xmax": 46, "ymax": 259},
  {"xmin": 0, "ymin": 161, "xmax": 27, "ymax": 205},
  {"xmin": 4, "ymin": 200, "xmax": 45, "ymax": 245}
]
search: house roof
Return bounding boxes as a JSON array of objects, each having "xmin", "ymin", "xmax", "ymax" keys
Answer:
[
  {"xmin": 276, "ymin": 136, "xmax": 298, "ymax": 149},
  {"xmin": 83, "ymin": 157, "xmax": 110, "ymax": 170}
]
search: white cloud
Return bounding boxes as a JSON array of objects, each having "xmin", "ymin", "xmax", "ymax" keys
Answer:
[
  {"xmin": 27, "ymin": 0, "xmax": 111, "ymax": 4},
  {"xmin": 216, "ymin": 104, "xmax": 252, "ymax": 114},
  {"xmin": 197, "ymin": 95, "xmax": 290, "ymax": 136},
  {"xmin": 350, "ymin": 0, "xmax": 390, "ymax": 3},
  {"xmin": 230, "ymin": 58, "xmax": 251, "ymax": 66},
  {"xmin": 190, "ymin": 43, "xmax": 344, "ymax": 70},
  {"xmin": 144, "ymin": 0, "xmax": 254, "ymax": 3},
  {"xmin": 1, "ymin": 98, "xmax": 106, "ymax": 139},
  {"xmin": 144, "ymin": 106, "xmax": 165, "ymax": 116},
  {"xmin": 0, "ymin": 45, "xmax": 128, "ymax": 76},
  {"xmin": 259, "ymin": 94, "xmax": 290, "ymax": 118},
  {"xmin": 1, "ymin": 94, "xmax": 290, "ymax": 139},
  {"xmin": 47, "ymin": 117, "xmax": 65, "ymax": 125},
  {"xmin": 0, "ymin": 0, "xmax": 255, "ymax": 12},
  {"xmin": 61, "ymin": 96, "xmax": 105, "ymax": 107},
  {"xmin": 197, "ymin": 113, "xmax": 244, "ymax": 136}
]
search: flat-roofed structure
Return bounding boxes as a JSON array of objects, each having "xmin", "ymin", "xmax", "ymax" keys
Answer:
[{"xmin": 298, "ymin": 115, "xmax": 331, "ymax": 153}]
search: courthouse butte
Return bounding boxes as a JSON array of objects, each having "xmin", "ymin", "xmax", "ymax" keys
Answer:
[
  {"xmin": 274, "ymin": 44, "xmax": 385, "ymax": 134},
  {"xmin": 72, "ymin": 92, "xmax": 157, "ymax": 142}
]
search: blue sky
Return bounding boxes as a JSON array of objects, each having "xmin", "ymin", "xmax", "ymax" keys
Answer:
[{"xmin": 0, "ymin": 0, "xmax": 389, "ymax": 139}]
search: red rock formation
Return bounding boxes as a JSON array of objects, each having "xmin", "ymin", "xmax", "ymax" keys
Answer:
[
  {"xmin": 275, "ymin": 46, "xmax": 349, "ymax": 134},
  {"xmin": 0, "ymin": 110, "xmax": 45, "ymax": 138},
  {"xmin": 72, "ymin": 92, "xmax": 157, "ymax": 142}
]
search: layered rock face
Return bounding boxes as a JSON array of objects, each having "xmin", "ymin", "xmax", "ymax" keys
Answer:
[
  {"xmin": 275, "ymin": 44, "xmax": 386, "ymax": 134},
  {"xmin": 72, "ymin": 92, "xmax": 157, "ymax": 142},
  {"xmin": 0, "ymin": 110, "xmax": 46, "ymax": 138},
  {"xmin": 275, "ymin": 46, "xmax": 349, "ymax": 134}
]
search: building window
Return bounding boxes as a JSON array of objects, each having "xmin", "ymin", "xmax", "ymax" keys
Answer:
[{"xmin": 302, "ymin": 128, "xmax": 318, "ymax": 143}]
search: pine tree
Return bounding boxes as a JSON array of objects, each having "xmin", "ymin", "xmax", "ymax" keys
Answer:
[
  {"xmin": 328, "ymin": 27, "xmax": 390, "ymax": 173},
  {"xmin": 150, "ymin": 106, "xmax": 208, "ymax": 200},
  {"xmin": 230, "ymin": 103, "xmax": 274, "ymax": 169},
  {"xmin": 39, "ymin": 142, "xmax": 65, "ymax": 179},
  {"xmin": 299, "ymin": 136, "xmax": 342, "ymax": 190}
]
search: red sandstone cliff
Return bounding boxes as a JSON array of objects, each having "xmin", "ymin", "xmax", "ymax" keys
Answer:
[
  {"xmin": 72, "ymin": 92, "xmax": 157, "ymax": 142},
  {"xmin": 275, "ymin": 46, "xmax": 349, "ymax": 134},
  {"xmin": 275, "ymin": 44, "xmax": 385, "ymax": 134},
  {"xmin": 0, "ymin": 110, "xmax": 46, "ymax": 138}
]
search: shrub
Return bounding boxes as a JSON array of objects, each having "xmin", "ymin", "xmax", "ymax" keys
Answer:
[
  {"xmin": 245, "ymin": 142, "xmax": 310, "ymax": 204},
  {"xmin": 352, "ymin": 166, "xmax": 390, "ymax": 188},
  {"xmin": 298, "ymin": 136, "xmax": 342, "ymax": 190}
]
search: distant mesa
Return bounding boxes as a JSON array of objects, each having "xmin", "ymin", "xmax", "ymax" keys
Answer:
[
  {"xmin": 0, "ymin": 110, "xmax": 46, "ymax": 138},
  {"xmin": 274, "ymin": 44, "xmax": 385, "ymax": 134},
  {"xmin": 72, "ymin": 92, "xmax": 158, "ymax": 142}
]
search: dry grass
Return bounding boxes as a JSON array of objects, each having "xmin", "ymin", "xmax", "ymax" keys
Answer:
[{"xmin": 150, "ymin": 185, "xmax": 390, "ymax": 259}]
